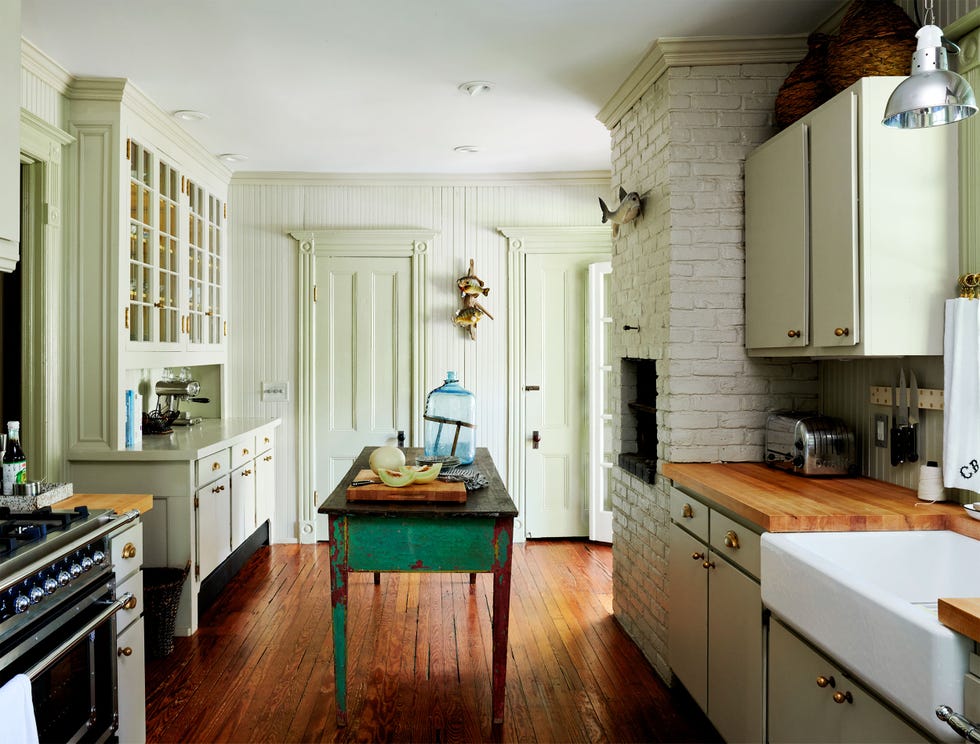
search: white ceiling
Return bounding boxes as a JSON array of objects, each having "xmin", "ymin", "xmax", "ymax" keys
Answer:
[{"xmin": 21, "ymin": 0, "xmax": 844, "ymax": 175}]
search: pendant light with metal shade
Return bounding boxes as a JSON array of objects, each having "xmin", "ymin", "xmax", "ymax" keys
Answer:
[{"xmin": 882, "ymin": 0, "xmax": 977, "ymax": 128}]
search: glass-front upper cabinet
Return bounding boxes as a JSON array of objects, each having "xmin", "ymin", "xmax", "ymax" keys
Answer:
[
  {"xmin": 186, "ymin": 181, "xmax": 224, "ymax": 347},
  {"xmin": 128, "ymin": 140, "xmax": 181, "ymax": 346}
]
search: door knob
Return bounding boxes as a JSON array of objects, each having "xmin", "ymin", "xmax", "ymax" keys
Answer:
[
  {"xmin": 532, "ymin": 431, "xmax": 541, "ymax": 449},
  {"xmin": 397, "ymin": 430, "xmax": 405, "ymax": 447}
]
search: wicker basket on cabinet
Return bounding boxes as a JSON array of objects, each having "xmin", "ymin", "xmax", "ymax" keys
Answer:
[
  {"xmin": 824, "ymin": 0, "xmax": 917, "ymax": 94},
  {"xmin": 775, "ymin": 32, "xmax": 832, "ymax": 129}
]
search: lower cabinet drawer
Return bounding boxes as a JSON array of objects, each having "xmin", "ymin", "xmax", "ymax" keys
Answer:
[
  {"xmin": 116, "ymin": 618, "xmax": 146, "ymax": 744},
  {"xmin": 111, "ymin": 522, "xmax": 143, "ymax": 581},
  {"xmin": 116, "ymin": 569, "xmax": 143, "ymax": 635}
]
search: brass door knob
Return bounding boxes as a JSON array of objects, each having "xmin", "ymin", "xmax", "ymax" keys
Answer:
[
  {"xmin": 691, "ymin": 552, "xmax": 705, "ymax": 561},
  {"xmin": 787, "ymin": 329, "xmax": 801, "ymax": 338},
  {"xmin": 816, "ymin": 675, "xmax": 835, "ymax": 688},
  {"xmin": 122, "ymin": 595, "xmax": 138, "ymax": 610},
  {"xmin": 682, "ymin": 503, "xmax": 694, "ymax": 519},
  {"xmin": 117, "ymin": 646, "xmax": 133, "ymax": 657},
  {"xmin": 702, "ymin": 560, "xmax": 715, "ymax": 570},
  {"xmin": 834, "ymin": 327, "xmax": 850, "ymax": 337},
  {"xmin": 724, "ymin": 530, "xmax": 740, "ymax": 550},
  {"xmin": 121, "ymin": 543, "xmax": 137, "ymax": 559},
  {"xmin": 833, "ymin": 690, "xmax": 853, "ymax": 705}
]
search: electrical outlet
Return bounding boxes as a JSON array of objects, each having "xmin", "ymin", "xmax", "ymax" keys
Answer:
[
  {"xmin": 874, "ymin": 413, "xmax": 888, "ymax": 447},
  {"xmin": 261, "ymin": 382, "xmax": 289, "ymax": 402}
]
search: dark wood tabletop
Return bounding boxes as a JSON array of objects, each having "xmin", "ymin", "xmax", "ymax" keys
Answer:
[{"xmin": 319, "ymin": 446, "xmax": 518, "ymax": 518}]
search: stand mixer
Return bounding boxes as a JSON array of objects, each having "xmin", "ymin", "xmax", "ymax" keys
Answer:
[{"xmin": 153, "ymin": 379, "xmax": 210, "ymax": 426}]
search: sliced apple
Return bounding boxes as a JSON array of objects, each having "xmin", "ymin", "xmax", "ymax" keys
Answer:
[
  {"xmin": 378, "ymin": 467, "xmax": 416, "ymax": 487},
  {"xmin": 400, "ymin": 463, "xmax": 442, "ymax": 483}
]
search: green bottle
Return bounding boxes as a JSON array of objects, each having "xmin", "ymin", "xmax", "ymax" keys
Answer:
[{"xmin": 2, "ymin": 421, "xmax": 27, "ymax": 496}]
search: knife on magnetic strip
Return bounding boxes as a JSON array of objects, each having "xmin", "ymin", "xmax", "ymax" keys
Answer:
[
  {"xmin": 908, "ymin": 370, "xmax": 919, "ymax": 463},
  {"xmin": 890, "ymin": 371, "xmax": 906, "ymax": 466}
]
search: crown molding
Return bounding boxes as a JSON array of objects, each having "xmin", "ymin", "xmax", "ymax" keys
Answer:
[
  {"xmin": 68, "ymin": 76, "xmax": 232, "ymax": 185},
  {"xmin": 231, "ymin": 170, "xmax": 611, "ymax": 187},
  {"xmin": 596, "ymin": 34, "xmax": 809, "ymax": 129},
  {"xmin": 21, "ymin": 38, "xmax": 73, "ymax": 95}
]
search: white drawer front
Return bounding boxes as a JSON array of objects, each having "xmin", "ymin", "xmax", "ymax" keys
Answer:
[
  {"xmin": 111, "ymin": 522, "xmax": 143, "ymax": 581},
  {"xmin": 669, "ymin": 486, "xmax": 709, "ymax": 542},
  {"xmin": 196, "ymin": 448, "xmax": 231, "ymax": 487},
  {"xmin": 709, "ymin": 510, "xmax": 761, "ymax": 579},
  {"xmin": 116, "ymin": 569, "xmax": 143, "ymax": 634},
  {"xmin": 231, "ymin": 436, "xmax": 256, "ymax": 469}
]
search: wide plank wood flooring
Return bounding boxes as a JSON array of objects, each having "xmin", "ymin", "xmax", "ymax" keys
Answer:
[{"xmin": 145, "ymin": 540, "xmax": 721, "ymax": 743}]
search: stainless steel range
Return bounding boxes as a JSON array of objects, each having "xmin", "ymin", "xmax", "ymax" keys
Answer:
[{"xmin": 0, "ymin": 504, "xmax": 139, "ymax": 743}]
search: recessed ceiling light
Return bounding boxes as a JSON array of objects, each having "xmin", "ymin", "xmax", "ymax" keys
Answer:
[
  {"xmin": 173, "ymin": 110, "xmax": 209, "ymax": 121},
  {"xmin": 453, "ymin": 145, "xmax": 480, "ymax": 154},
  {"xmin": 457, "ymin": 81, "xmax": 494, "ymax": 97},
  {"xmin": 217, "ymin": 153, "xmax": 248, "ymax": 163}
]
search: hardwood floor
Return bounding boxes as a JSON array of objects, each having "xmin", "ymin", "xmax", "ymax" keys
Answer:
[{"xmin": 145, "ymin": 540, "xmax": 721, "ymax": 743}]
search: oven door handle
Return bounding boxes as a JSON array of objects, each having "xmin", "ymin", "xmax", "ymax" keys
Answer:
[{"xmin": 24, "ymin": 592, "xmax": 134, "ymax": 681}]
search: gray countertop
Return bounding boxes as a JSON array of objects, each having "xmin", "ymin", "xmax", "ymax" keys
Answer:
[{"xmin": 67, "ymin": 417, "xmax": 281, "ymax": 462}]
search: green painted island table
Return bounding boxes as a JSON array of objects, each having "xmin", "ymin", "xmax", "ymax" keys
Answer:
[{"xmin": 319, "ymin": 446, "xmax": 519, "ymax": 727}]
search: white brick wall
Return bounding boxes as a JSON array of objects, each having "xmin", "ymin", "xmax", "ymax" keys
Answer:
[{"xmin": 608, "ymin": 60, "xmax": 819, "ymax": 678}]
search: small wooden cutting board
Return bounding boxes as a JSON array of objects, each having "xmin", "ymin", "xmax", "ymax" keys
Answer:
[{"xmin": 346, "ymin": 470, "xmax": 467, "ymax": 503}]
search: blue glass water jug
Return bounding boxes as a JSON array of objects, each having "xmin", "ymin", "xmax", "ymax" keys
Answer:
[{"xmin": 423, "ymin": 371, "xmax": 476, "ymax": 465}]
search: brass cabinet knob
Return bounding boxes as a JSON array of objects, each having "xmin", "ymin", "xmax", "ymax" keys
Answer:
[
  {"xmin": 682, "ymin": 503, "xmax": 694, "ymax": 519},
  {"xmin": 121, "ymin": 543, "xmax": 137, "ymax": 559},
  {"xmin": 264, "ymin": 437, "xmax": 271, "ymax": 444},
  {"xmin": 243, "ymin": 469, "xmax": 252, "ymax": 477},
  {"xmin": 122, "ymin": 595, "xmax": 138, "ymax": 610},
  {"xmin": 263, "ymin": 455, "xmax": 272, "ymax": 462},
  {"xmin": 834, "ymin": 327, "xmax": 850, "ymax": 337},
  {"xmin": 211, "ymin": 484, "xmax": 225, "ymax": 494},
  {"xmin": 787, "ymin": 329, "xmax": 801, "ymax": 338},
  {"xmin": 211, "ymin": 462, "xmax": 221, "ymax": 471},
  {"xmin": 117, "ymin": 646, "xmax": 133, "ymax": 658},
  {"xmin": 242, "ymin": 447, "xmax": 250, "ymax": 456},
  {"xmin": 691, "ymin": 551, "xmax": 705, "ymax": 561},
  {"xmin": 724, "ymin": 530, "xmax": 740, "ymax": 550},
  {"xmin": 833, "ymin": 690, "xmax": 853, "ymax": 705},
  {"xmin": 702, "ymin": 560, "xmax": 715, "ymax": 570},
  {"xmin": 816, "ymin": 675, "xmax": 835, "ymax": 688}
]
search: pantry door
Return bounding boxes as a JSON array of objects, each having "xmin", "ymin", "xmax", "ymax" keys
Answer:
[
  {"xmin": 315, "ymin": 255, "xmax": 411, "ymax": 501},
  {"xmin": 501, "ymin": 228, "xmax": 610, "ymax": 538}
]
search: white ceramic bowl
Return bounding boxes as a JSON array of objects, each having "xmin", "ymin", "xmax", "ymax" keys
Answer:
[{"xmin": 963, "ymin": 503, "xmax": 980, "ymax": 521}]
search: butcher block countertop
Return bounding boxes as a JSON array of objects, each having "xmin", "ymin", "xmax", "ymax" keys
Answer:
[
  {"xmin": 665, "ymin": 462, "xmax": 980, "ymax": 642},
  {"xmin": 59, "ymin": 493, "xmax": 153, "ymax": 515},
  {"xmin": 663, "ymin": 462, "xmax": 975, "ymax": 535}
]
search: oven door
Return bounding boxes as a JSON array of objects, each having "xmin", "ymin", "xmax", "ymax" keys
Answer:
[{"xmin": 0, "ymin": 577, "xmax": 132, "ymax": 744}]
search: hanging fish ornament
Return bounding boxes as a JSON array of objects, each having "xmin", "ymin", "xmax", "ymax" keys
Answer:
[
  {"xmin": 453, "ymin": 306, "xmax": 491, "ymax": 340},
  {"xmin": 457, "ymin": 274, "xmax": 490, "ymax": 298},
  {"xmin": 598, "ymin": 186, "xmax": 643, "ymax": 237}
]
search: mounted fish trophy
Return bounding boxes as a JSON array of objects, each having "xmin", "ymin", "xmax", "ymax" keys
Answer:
[
  {"xmin": 453, "ymin": 258, "xmax": 493, "ymax": 340},
  {"xmin": 599, "ymin": 186, "xmax": 644, "ymax": 237}
]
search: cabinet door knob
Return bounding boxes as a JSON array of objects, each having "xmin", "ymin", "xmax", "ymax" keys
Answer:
[
  {"xmin": 816, "ymin": 675, "xmax": 835, "ymax": 688},
  {"xmin": 212, "ymin": 462, "xmax": 221, "ymax": 471},
  {"xmin": 242, "ymin": 448, "xmax": 250, "ymax": 456},
  {"xmin": 834, "ymin": 327, "xmax": 850, "ymax": 337},
  {"xmin": 682, "ymin": 503, "xmax": 694, "ymax": 519},
  {"xmin": 787, "ymin": 329, "xmax": 801, "ymax": 338},
  {"xmin": 702, "ymin": 560, "xmax": 715, "ymax": 570},
  {"xmin": 691, "ymin": 551, "xmax": 705, "ymax": 561},
  {"xmin": 121, "ymin": 543, "xmax": 137, "ymax": 559},
  {"xmin": 117, "ymin": 646, "xmax": 133, "ymax": 658},
  {"xmin": 833, "ymin": 690, "xmax": 853, "ymax": 705},
  {"xmin": 122, "ymin": 595, "xmax": 138, "ymax": 610},
  {"xmin": 724, "ymin": 530, "xmax": 740, "ymax": 550},
  {"xmin": 263, "ymin": 455, "xmax": 272, "ymax": 462}
]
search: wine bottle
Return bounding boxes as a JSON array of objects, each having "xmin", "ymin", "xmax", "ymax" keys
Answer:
[{"xmin": 2, "ymin": 421, "xmax": 27, "ymax": 496}]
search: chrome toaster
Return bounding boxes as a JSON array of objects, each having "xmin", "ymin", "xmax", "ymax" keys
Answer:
[{"xmin": 765, "ymin": 412, "xmax": 856, "ymax": 476}]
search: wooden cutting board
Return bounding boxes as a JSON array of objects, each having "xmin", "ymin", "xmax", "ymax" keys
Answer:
[{"xmin": 345, "ymin": 470, "xmax": 467, "ymax": 503}]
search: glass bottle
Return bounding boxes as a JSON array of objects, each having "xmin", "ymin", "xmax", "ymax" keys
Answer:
[
  {"xmin": 423, "ymin": 371, "xmax": 476, "ymax": 465},
  {"xmin": 2, "ymin": 421, "xmax": 27, "ymax": 496}
]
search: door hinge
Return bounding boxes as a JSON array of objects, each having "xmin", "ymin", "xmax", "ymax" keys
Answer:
[
  {"xmin": 126, "ymin": 138, "xmax": 131, "ymax": 160},
  {"xmin": 195, "ymin": 563, "xmax": 200, "ymax": 579},
  {"xmin": 313, "ymin": 285, "xmax": 318, "ymax": 303},
  {"xmin": 224, "ymin": 202, "xmax": 227, "ymax": 219},
  {"xmin": 194, "ymin": 495, "xmax": 199, "ymax": 509}
]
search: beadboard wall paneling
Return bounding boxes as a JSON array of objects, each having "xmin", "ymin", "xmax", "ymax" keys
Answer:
[
  {"xmin": 227, "ymin": 178, "xmax": 606, "ymax": 543},
  {"xmin": 820, "ymin": 358, "xmax": 945, "ymax": 492},
  {"xmin": 20, "ymin": 41, "xmax": 71, "ymax": 130}
]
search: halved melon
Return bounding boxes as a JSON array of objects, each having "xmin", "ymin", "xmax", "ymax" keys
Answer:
[
  {"xmin": 400, "ymin": 463, "xmax": 442, "ymax": 484},
  {"xmin": 378, "ymin": 468, "xmax": 416, "ymax": 487}
]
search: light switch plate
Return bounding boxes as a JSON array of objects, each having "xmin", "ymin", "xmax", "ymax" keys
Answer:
[
  {"xmin": 261, "ymin": 381, "xmax": 289, "ymax": 402},
  {"xmin": 874, "ymin": 413, "xmax": 888, "ymax": 447}
]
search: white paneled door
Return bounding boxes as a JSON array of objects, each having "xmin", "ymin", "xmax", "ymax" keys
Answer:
[
  {"xmin": 524, "ymin": 251, "xmax": 608, "ymax": 538},
  {"xmin": 588, "ymin": 261, "xmax": 613, "ymax": 544},
  {"xmin": 314, "ymin": 255, "xmax": 411, "ymax": 535}
]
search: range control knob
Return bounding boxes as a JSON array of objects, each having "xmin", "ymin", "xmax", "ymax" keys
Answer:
[
  {"xmin": 91, "ymin": 550, "xmax": 106, "ymax": 566},
  {"xmin": 69, "ymin": 563, "xmax": 82, "ymax": 579},
  {"xmin": 80, "ymin": 555, "xmax": 94, "ymax": 572},
  {"xmin": 13, "ymin": 593, "xmax": 29, "ymax": 613},
  {"xmin": 43, "ymin": 577, "xmax": 58, "ymax": 595},
  {"xmin": 28, "ymin": 585, "xmax": 44, "ymax": 604},
  {"xmin": 793, "ymin": 455, "xmax": 805, "ymax": 468},
  {"xmin": 57, "ymin": 570, "xmax": 71, "ymax": 587}
]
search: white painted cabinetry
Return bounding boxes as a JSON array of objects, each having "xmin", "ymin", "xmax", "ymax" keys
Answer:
[
  {"xmin": 111, "ymin": 520, "xmax": 146, "ymax": 744},
  {"xmin": 0, "ymin": 0, "xmax": 20, "ymax": 271},
  {"xmin": 667, "ymin": 487, "xmax": 764, "ymax": 743},
  {"xmin": 745, "ymin": 76, "xmax": 957, "ymax": 357},
  {"xmin": 67, "ymin": 79, "xmax": 231, "ymax": 450},
  {"xmin": 768, "ymin": 618, "xmax": 927, "ymax": 743},
  {"xmin": 69, "ymin": 418, "xmax": 279, "ymax": 636}
]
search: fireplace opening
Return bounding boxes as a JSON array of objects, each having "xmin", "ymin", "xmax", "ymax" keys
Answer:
[{"xmin": 618, "ymin": 358, "xmax": 657, "ymax": 484}]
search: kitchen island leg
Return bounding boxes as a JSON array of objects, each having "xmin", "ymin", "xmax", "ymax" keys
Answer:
[
  {"xmin": 329, "ymin": 515, "xmax": 349, "ymax": 726},
  {"xmin": 491, "ymin": 516, "xmax": 514, "ymax": 725}
]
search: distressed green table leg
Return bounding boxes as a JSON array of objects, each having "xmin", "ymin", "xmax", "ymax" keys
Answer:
[
  {"xmin": 491, "ymin": 516, "xmax": 514, "ymax": 724},
  {"xmin": 329, "ymin": 515, "xmax": 349, "ymax": 726}
]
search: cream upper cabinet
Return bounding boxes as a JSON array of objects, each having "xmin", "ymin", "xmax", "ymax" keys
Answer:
[
  {"xmin": 0, "ymin": 0, "xmax": 20, "ymax": 271},
  {"xmin": 745, "ymin": 76, "xmax": 957, "ymax": 357}
]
